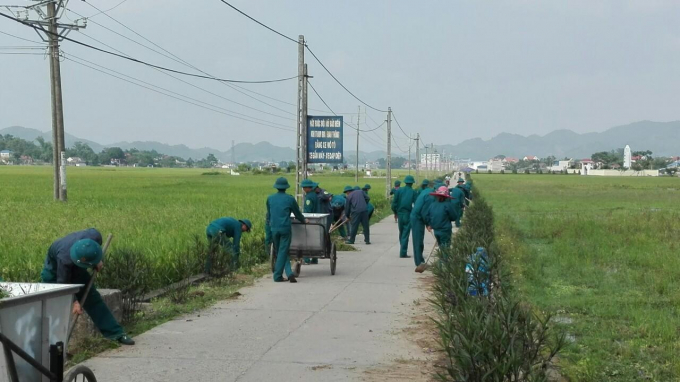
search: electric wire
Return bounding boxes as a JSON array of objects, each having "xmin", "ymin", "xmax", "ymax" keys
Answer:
[
  {"xmin": 0, "ymin": 29, "xmax": 46, "ymax": 44},
  {"xmin": 0, "ymin": 10, "xmax": 299, "ymax": 84},
  {"xmin": 308, "ymin": 80, "xmax": 384, "ymax": 133},
  {"xmin": 64, "ymin": 53, "xmax": 295, "ymax": 132},
  {"xmin": 84, "ymin": 0, "xmax": 130, "ymax": 19},
  {"xmin": 73, "ymin": 3, "xmax": 297, "ymax": 117},
  {"xmin": 214, "ymin": 0, "xmax": 388, "ymax": 113},
  {"xmin": 390, "ymin": 110, "xmax": 412, "ymax": 140}
]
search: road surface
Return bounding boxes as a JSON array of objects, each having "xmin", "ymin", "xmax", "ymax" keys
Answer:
[{"xmin": 82, "ymin": 216, "xmax": 435, "ymax": 381}]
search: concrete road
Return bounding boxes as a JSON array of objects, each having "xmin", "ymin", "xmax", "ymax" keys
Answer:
[{"xmin": 82, "ymin": 217, "xmax": 435, "ymax": 381}]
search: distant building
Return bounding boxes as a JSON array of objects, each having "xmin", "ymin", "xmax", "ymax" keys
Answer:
[
  {"xmin": 550, "ymin": 159, "xmax": 573, "ymax": 172},
  {"xmin": 0, "ymin": 149, "xmax": 13, "ymax": 159},
  {"xmin": 489, "ymin": 159, "xmax": 504, "ymax": 172},
  {"xmin": 504, "ymin": 157, "xmax": 519, "ymax": 163},
  {"xmin": 523, "ymin": 155, "xmax": 538, "ymax": 161},
  {"xmin": 67, "ymin": 157, "xmax": 85, "ymax": 166},
  {"xmin": 623, "ymin": 145, "xmax": 632, "ymax": 169}
]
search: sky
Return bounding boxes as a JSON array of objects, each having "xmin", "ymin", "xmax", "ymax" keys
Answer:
[{"xmin": 1, "ymin": 0, "xmax": 680, "ymax": 153}]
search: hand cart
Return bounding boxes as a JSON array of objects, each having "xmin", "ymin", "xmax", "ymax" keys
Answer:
[{"xmin": 1, "ymin": 282, "xmax": 97, "ymax": 382}]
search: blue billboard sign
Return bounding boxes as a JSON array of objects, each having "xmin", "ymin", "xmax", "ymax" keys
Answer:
[{"xmin": 307, "ymin": 115, "xmax": 343, "ymax": 164}]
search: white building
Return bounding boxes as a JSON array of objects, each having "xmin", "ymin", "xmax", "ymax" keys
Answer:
[
  {"xmin": 489, "ymin": 160, "xmax": 504, "ymax": 172},
  {"xmin": 623, "ymin": 145, "xmax": 632, "ymax": 169},
  {"xmin": 550, "ymin": 159, "xmax": 572, "ymax": 172},
  {"xmin": 420, "ymin": 153, "xmax": 441, "ymax": 170}
]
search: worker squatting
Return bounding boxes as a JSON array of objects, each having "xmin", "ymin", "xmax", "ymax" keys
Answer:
[{"xmin": 33, "ymin": 175, "xmax": 470, "ymax": 347}]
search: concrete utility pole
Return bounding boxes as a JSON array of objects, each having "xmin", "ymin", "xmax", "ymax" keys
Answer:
[
  {"xmin": 425, "ymin": 144, "xmax": 429, "ymax": 180},
  {"xmin": 355, "ymin": 106, "xmax": 360, "ymax": 183},
  {"xmin": 408, "ymin": 134, "xmax": 411, "ymax": 175},
  {"xmin": 415, "ymin": 133, "xmax": 420, "ymax": 182},
  {"xmin": 295, "ymin": 35, "xmax": 304, "ymax": 205},
  {"xmin": 302, "ymin": 64, "xmax": 309, "ymax": 182},
  {"xmin": 22, "ymin": 0, "xmax": 84, "ymax": 201},
  {"xmin": 231, "ymin": 140, "xmax": 235, "ymax": 165},
  {"xmin": 385, "ymin": 108, "xmax": 392, "ymax": 197}
]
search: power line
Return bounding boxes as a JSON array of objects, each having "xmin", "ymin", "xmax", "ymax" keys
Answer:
[
  {"xmin": 308, "ymin": 80, "xmax": 384, "ymax": 133},
  {"xmin": 0, "ymin": 29, "xmax": 46, "ymax": 44},
  {"xmin": 213, "ymin": 0, "xmax": 388, "ymax": 113},
  {"xmin": 72, "ymin": 3, "xmax": 298, "ymax": 117},
  {"xmin": 216, "ymin": 0, "xmax": 299, "ymax": 44},
  {"xmin": 0, "ymin": 10, "xmax": 299, "ymax": 84},
  {"xmin": 64, "ymin": 53, "xmax": 295, "ymax": 132},
  {"xmin": 390, "ymin": 110, "xmax": 412, "ymax": 140},
  {"xmin": 84, "ymin": 0, "xmax": 130, "ymax": 19},
  {"xmin": 71, "ymin": 28, "xmax": 295, "ymax": 123}
]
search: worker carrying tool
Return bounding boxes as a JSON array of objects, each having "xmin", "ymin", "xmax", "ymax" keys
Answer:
[
  {"xmin": 410, "ymin": 179, "xmax": 435, "ymax": 267},
  {"xmin": 267, "ymin": 177, "xmax": 308, "ymax": 283},
  {"xmin": 391, "ymin": 175, "xmax": 417, "ymax": 258},
  {"xmin": 426, "ymin": 186, "xmax": 460, "ymax": 251},
  {"xmin": 205, "ymin": 217, "xmax": 253, "ymax": 272},
  {"xmin": 40, "ymin": 228, "xmax": 135, "ymax": 345}
]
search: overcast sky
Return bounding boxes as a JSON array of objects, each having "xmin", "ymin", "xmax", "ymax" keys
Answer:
[{"xmin": 1, "ymin": 0, "xmax": 679, "ymax": 153}]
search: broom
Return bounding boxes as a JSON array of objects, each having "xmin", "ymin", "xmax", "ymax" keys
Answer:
[{"xmin": 415, "ymin": 231, "xmax": 438, "ymax": 273}]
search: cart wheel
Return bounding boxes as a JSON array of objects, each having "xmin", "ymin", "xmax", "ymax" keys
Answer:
[
  {"xmin": 65, "ymin": 365, "xmax": 97, "ymax": 382},
  {"xmin": 330, "ymin": 243, "xmax": 337, "ymax": 275},
  {"xmin": 270, "ymin": 244, "xmax": 277, "ymax": 273},
  {"xmin": 294, "ymin": 260, "xmax": 302, "ymax": 277}
]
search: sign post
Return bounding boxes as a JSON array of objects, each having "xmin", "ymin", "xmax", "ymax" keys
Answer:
[{"xmin": 307, "ymin": 116, "xmax": 344, "ymax": 165}]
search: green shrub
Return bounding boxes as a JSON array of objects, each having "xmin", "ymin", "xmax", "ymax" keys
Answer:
[
  {"xmin": 431, "ymin": 179, "xmax": 564, "ymax": 381},
  {"xmin": 98, "ymin": 248, "xmax": 152, "ymax": 323}
]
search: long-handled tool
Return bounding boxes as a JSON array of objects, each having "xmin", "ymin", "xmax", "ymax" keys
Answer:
[
  {"xmin": 66, "ymin": 233, "xmax": 113, "ymax": 344},
  {"xmin": 329, "ymin": 217, "xmax": 349, "ymax": 234},
  {"xmin": 415, "ymin": 231, "xmax": 438, "ymax": 273}
]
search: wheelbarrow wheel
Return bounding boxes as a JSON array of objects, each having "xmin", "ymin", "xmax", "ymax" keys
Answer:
[
  {"xmin": 330, "ymin": 243, "xmax": 337, "ymax": 275},
  {"xmin": 294, "ymin": 260, "xmax": 302, "ymax": 277},
  {"xmin": 270, "ymin": 244, "xmax": 276, "ymax": 273},
  {"xmin": 65, "ymin": 365, "xmax": 97, "ymax": 382}
]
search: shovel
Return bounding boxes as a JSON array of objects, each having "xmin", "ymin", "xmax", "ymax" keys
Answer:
[{"xmin": 66, "ymin": 233, "xmax": 113, "ymax": 344}]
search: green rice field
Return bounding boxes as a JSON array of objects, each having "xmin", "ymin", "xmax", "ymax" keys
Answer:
[
  {"xmin": 0, "ymin": 166, "xmax": 392, "ymax": 284},
  {"xmin": 475, "ymin": 174, "xmax": 680, "ymax": 381}
]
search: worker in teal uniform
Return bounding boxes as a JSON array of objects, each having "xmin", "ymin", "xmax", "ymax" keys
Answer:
[
  {"xmin": 463, "ymin": 178, "xmax": 473, "ymax": 205},
  {"xmin": 331, "ymin": 190, "xmax": 348, "ymax": 239},
  {"xmin": 316, "ymin": 182, "xmax": 333, "ymax": 228},
  {"xmin": 302, "ymin": 179, "xmax": 320, "ymax": 264},
  {"xmin": 449, "ymin": 178, "xmax": 466, "ymax": 227},
  {"xmin": 205, "ymin": 217, "xmax": 252, "ymax": 272},
  {"xmin": 40, "ymin": 228, "xmax": 135, "ymax": 345},
  {"xmin": 345, "ymin": 186, "xmax": 370, "ymax": 244},
  {"xmin": 415, "ymin": 179, "xmax": 430, "ymax": 199},
  {"xmin": 267, "ymin": 177, "xmax": 308, "ymax": 282},
  {"xmin": 391, "ymin": 175, "xmax": 417, "ymax": 258},
  {"xmin": 390, "ymin": 180, "xmax": 401, "ymax": 196},
  {"xmin": 410, "ymin": 179, "xmax": 434, "ymax": 267},
  {"xmin": 362, "ymin": 184, "xmax": 375, "ymax": 220},
  {"xmin": 426, "ymin": 186, "xmax": 459, "ymax": 251}
]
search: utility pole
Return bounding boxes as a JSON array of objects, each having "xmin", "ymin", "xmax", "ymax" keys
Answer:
[
  {"xmin": 408, "ymin": 134, "xmax": 412, "ymax": 175},
  {"xmin": 385, "ymin": 108, "xmax": 392, "ymax": 197},
  {"xmin": 355, "ymin": 106, "xmax": 360, "ymax": 183},
  {"xmin": 425, "ymin": 144, "xmax": 429, "ymax": 180},
  {"xmin": 415, "ymin": 133, "xmax": 420, "ymax": 182},
  {"xmin": 231, "ymin": 140, "xmax": 235, "ymax": 165},
  {"xmin": 295, "ymin": 35, "xmax": 304, "ymax": 205},
  {"xmin": 302, "ymin": 64, "xmax": 309, "ymax": 182},
  {"xmin": 22, "ymin": 0, "xmax": 84, "ymax": 201}
]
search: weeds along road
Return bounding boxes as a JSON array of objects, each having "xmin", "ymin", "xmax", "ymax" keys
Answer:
[{"xmin": 80, "ymin": 216, "xmax": 436, "ymax": 382}]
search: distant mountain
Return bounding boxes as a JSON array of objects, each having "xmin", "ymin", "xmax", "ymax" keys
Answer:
[
  {"xmin": 3, "ymin": 120, "xmax": 678, "ymax": 163},
  {"xmin": 435, "ymin": 121, "xmax": 680, "ymax": 159}
]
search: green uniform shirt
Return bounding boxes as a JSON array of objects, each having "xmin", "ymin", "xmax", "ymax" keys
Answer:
[
  {"xmin": 303, "ymin": 191, "xmax": 319, "ymax": 213},
  {"xmin": 266, "ymin": 191, "xmax": 306, "ymax": 233},
  {"xmin": 426, "ymin": 200, "xmax": 458, "ymax": 232},
  {"xmin": 449, "ymin": 187, "xmax": 466, "ymax": 213},
  {"xmin": 411, "ymin": 187, "xmax": 435, "ymax": 224},
  {"xmin": 207, "ymin": 217, "xmax": 243, "ymax": 256},
  {"xmin": 391, "ymin": 185, "xmax": 416, "ymax": 214}
]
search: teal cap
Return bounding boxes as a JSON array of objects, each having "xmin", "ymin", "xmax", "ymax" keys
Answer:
[
  {"xmin": 70, "ymin": 239, "xmax": 103, "ymax": 269},
  {"xmin": 421, "ymin": 179, "xmax": 430, "ymax": 186},
  {"xmin": 458, "ymin": 178, "xmax": 465, "ymax": 183},
  {"xmin": 404, "ymin": 175, "xmax": 415, "ymax": 184},
  {"xmin": 239, "ymin": 219, "xmax": 253, "ymax": 231},
  {"xmin": 363, "ymin": 184, "xmax": 371, "ymax": 190},
  {"xmin": 394, "ymin": 180, "xmax": 401, "ymax": 186},
  {"xmin": 353, "ymin": 186, "xmax": 360, "ymax": 191},
  {"xmin": 301, "ymin": 179, "xmax": 315, "ymax": 188},
  {"xmin": 343, "ymin": 186, "xmax": 353, "ymax": 193},
  {"xmin": 274, "ymin": 177, "xmax": 290, "ymax": 189}
]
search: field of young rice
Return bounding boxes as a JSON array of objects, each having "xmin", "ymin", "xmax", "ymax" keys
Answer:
[
  {"xmin": 0, "ymin": 166, "xmax": 392, "ymax": 286},
  {"xmin": 474, "ymin": 174, "xmax": 680, "ymax": 381}
]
